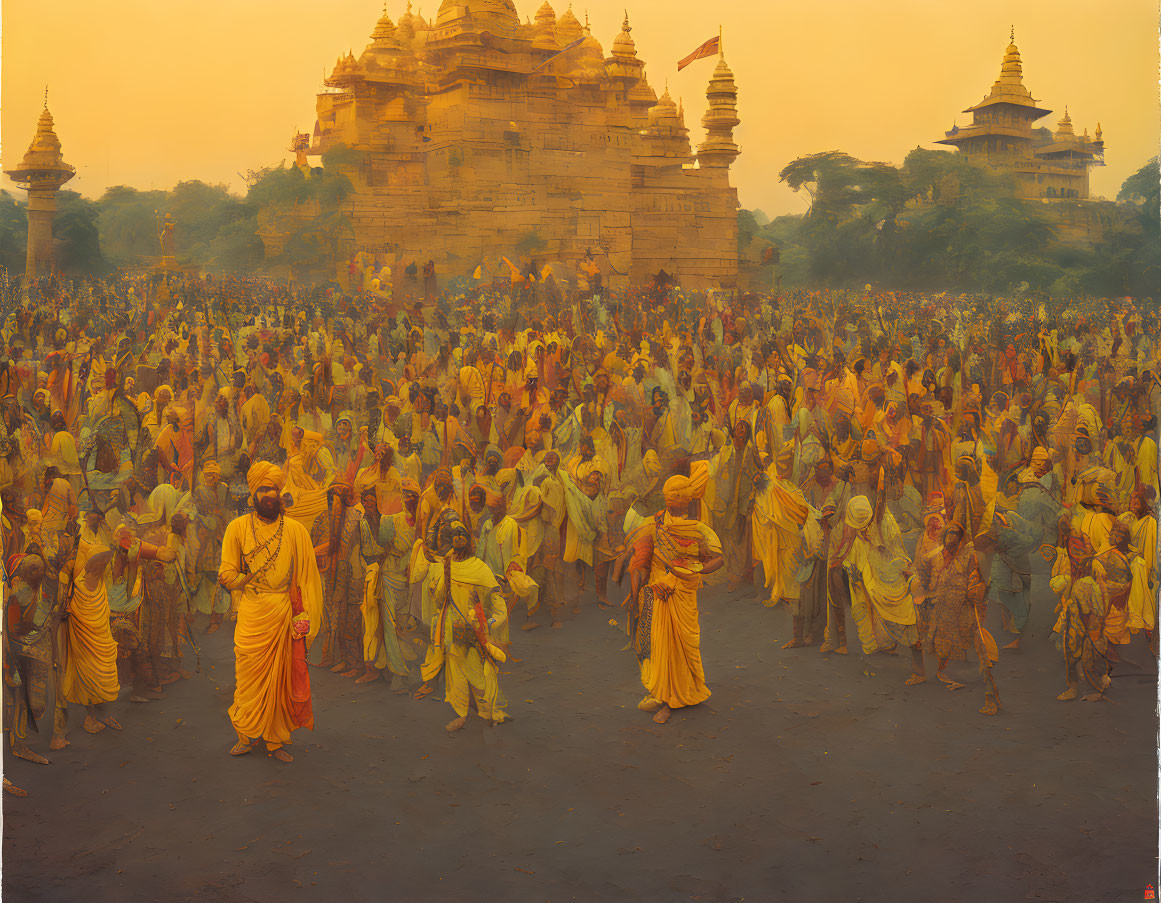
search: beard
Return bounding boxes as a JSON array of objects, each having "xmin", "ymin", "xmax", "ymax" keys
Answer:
[{"xmin": 255, "ymin": 495, "xmax": 283, "ymax": 519}]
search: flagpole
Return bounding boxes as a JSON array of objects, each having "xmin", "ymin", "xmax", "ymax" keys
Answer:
[{"xmin": 719, "ymin": 24, "xmax": 723, "ymax": 55}]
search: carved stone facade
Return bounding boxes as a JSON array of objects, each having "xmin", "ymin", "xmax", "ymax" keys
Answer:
[{"xmin": 269, "ymin": 2, "xmax": 741, "ymax": 288}]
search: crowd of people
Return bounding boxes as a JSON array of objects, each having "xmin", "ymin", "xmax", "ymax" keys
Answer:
[{"xmin": 1, "ymin": 267, "xmax": 1157, "ymax": 776}]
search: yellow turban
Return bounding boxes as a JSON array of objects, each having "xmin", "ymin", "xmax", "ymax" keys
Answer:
[
  {"xmin": 1030, "ymin": 446, "xmax": 1050, "ymax": 467},
  {"xmin": 845, "ymin": 495, "xmax": 873, "ymax": 530},
  {"xmin": 247, "ymin": 462, "xmax": 285, "ymax": 495},
  {"xmin": 663, "ymin": 461, "xmax": 710, "ymax": 506},
  {"xmin": 202, "ymin": 460, "xmax": 221, "ymax": 477}
]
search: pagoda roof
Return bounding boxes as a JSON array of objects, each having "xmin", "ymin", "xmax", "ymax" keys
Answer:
[{"xmin": 963, "ymin": 96, "xmax": 1052, "ymax": 119}]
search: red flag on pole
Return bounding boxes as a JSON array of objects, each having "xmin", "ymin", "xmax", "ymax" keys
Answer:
[{"xmin": 677, "ymin": 36, "xmax": 720, "ymax": 71}]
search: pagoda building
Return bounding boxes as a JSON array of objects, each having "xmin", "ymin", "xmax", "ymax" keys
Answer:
[
  {"xmin": 4, "ymin": 104, "xmax": 76, "ymax": 278},
  {"xmin": 266, "ymin": 1, "xmax": 742, "ymax": 287},
  {"xmin": 935, "ymin": 34, "xmax": 1104, "ymax": 200}
]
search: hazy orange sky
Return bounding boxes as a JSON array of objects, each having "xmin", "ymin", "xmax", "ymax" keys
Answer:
[{"xmin": 3, "ymin": 0, "xmax": 1157, "ymax": 217}]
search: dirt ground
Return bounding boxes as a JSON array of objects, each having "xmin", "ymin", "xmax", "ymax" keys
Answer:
[{"xmin": 3, "ymin": 557, "xmax": 1157, "ymax": 903}]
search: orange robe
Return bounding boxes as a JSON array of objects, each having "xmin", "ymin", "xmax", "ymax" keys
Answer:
[
  {"xmin": 219, "ymin": 513, "xmax": 323, "ymax": 750},
  {"xmin": 628, "ymin": 513, "xmax": 721, "ymax": 709}
]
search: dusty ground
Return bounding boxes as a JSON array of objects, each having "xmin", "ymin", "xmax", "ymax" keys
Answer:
[{"xmin": 3, "ymin": 559, "xmax": 1157, "ymax": 903}]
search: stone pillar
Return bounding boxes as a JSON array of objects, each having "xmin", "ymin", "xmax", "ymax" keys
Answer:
[{"xmin": 25, "ymin": 187, "xmax": 59, "ymax": 278}]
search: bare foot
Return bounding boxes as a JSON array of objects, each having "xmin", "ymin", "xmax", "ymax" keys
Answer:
[
  {"xmin": 355, "ymin": 669, "xmax": 380, "ymax": 685},
  {"xmin": 11, "ymin": 744, "xmax": 49, "ymax": 765},
  {"xmin": 637, "ymin": 696, "xmax": 662, "ymax": 712},
  {"xmin": 161, "ymin": 673, "xmax": 182, "ymax": 685},
  {"xmin": 49, "ymin": 735, "xmax": 70, "ymax": 750},
  {"xmin": 330, "ymin": 662, "xmax": 348, "ymax": 674},
  {"xmin": 130, "ymin": 694, "xmax": 155, "ymax": 704},
  {"xmin": 1003, "ymin": 637, "xmax": 1021, "ymax": 650},
  {"xmin": 100, "ymin": 716, "xmax": 122, "ymax": 730},
  {"xmin": 1080, "ymin": 692, "xmax": 1108, "ymax": 703},
  {"xmin": 412, "ymin": 683, "xmax": 434, "ymax": 700},
  {"xmin": 905, "ymin": 674, "xmax": 927, "ymax": 685},
  {"xmin": 1056, "ymin": 685, "xmax": 1078, "ymax": 701},
  {"xmin": 979, "ymin": 700, "xmax": 999, "ymax": 715},
  {"xmin": 3, "ymin": 779, "xmax": 28, "ymax": 797},
  {"xmin": 571, "ymin": 603, "xmax": 581, "ymax": 614},
  {"xmin": 551, "ymin": 621, "xmax": 563, "ymax": 629},
  {"xmin": 833, "ymin": 644, "xmax": 848, "ymax": 655},
  {"xmin": 82, "ymin": 715, "xmax": 106, "ymax": 734},
  {"xmin": 445, "ymin": 716, "xmax": 468, "ymax": 732},
  {"xmin": 938, "ymin": 675, "xmax": 965, "ymax": 691},
  {"xmin": 205, "ymin": 622, "xmax": 221, "ymax": 635},
  {"xmin": 652, "ymin": 704, "xmax": 671, "ymax": 724},
  {"xmin": 782, "ymin": 637, "xmax": 806, "ymax": 649},
  {"xmin": 340, "ymin": 668, "xmax": 361, "ymax": 678},
  {"xmin": 177, "ymin": 669, "xmax": 194, "ymax": 680},
  {"xmin": 820, "ymin": 641, "xmax": 834, "ymax": 653},
  {"xmin": 726, "ymin": 580, "xmax": 740, "ymax": 594},
  {"xmin": 229, "ymin": 741, "xmax": 253, "ymax": 756},
  {"xmin": 270, "ymin": 747, "xmax": 294, "ymax": 763},
  {"xmin": 521, "ymin": 621, "xmax": 541, "ymax": 631}
]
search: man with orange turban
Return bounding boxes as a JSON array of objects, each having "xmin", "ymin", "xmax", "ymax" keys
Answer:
[
  {"xmin": 616, "ymin": 462, "xmax": 723, "ymax": 725},
  {"xmin": 217, "ymin": 462, "xmax": 323, "ymax": 763}
]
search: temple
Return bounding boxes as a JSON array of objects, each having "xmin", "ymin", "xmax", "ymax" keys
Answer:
[
  {"xmin": 262, "ymin": 1, "xmax": 742, "ymax": 288},
  {"xmin": 935, "ymin": 33, "xmax": 1104, "ymax": 200},
  {"xmin": 4, "ymin": 104, "xmax": 75, "ymax": 278}
]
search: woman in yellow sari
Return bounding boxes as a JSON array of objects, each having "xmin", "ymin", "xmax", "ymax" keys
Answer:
[
  {"xmin": 620, "ymin": 464, "xmax": 723, "ymax": 725},
  {"xmin": 218, "ymin": 463, "xmax": 323, "ymax": 763}
]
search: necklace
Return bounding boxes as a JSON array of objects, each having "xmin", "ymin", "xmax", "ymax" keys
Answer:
[{"xmin": 243, "ymin": 512, "xmax": 284, "ymax": 580}]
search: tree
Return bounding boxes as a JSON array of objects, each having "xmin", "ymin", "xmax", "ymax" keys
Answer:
[
  {"xmin": 778, "ymin": 151, "xmax": 905, "ymax": 284},
  {"xmin": 54, "ymin": 191, "xmax": 107, "ymax": 273},
  {"xmin": 0, "ymin": 192, "xmax": 27, "ymax": 275}
]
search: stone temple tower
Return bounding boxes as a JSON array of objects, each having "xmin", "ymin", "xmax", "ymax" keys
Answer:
[
  {"xmin": 4, "ymin": 103, "xmax": 76, "ymax": 278},
  {"xmin": 697, "ymin": 52, "xmax": 740, "ymax": 167}
]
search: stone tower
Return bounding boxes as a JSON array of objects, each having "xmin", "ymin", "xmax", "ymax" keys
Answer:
[
  {"xmin": 698, "ymin": 52, "xmax": 740, "ymax": 167},
  {"xmin": 4, "ymin": 104, "xmax": 76, "ymax": 278}
]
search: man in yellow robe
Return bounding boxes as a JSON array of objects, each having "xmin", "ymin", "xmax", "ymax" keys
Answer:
[
  {"xmin": 619, "ymin": 464, "xmax": 723, "ymax": 725},
  {"xmin": 750, "ymin": 445, "xmax": 809, "ymax": 610},
  {"xmin": 217, "ymin": 462, "xmax": 323, "ymax": 763},
  {"xmin": 58, "ymin": 513, "xmax": 121, "ymax": 741},
  {"xmin": 416, "ymin": 521, "xmax": 509, "ymax": 732},
  {"xmin": 836, "ymin": 493, "xmax": 925, "ymax": 684},
  {"xmin": 283, "ymin": 429, "xmax": 333, "ymax": 535}
]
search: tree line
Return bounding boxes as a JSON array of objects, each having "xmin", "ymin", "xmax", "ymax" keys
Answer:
[{"xmin": 740, "ymin": 150, "xmax": 1159, "ymax": 299}]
